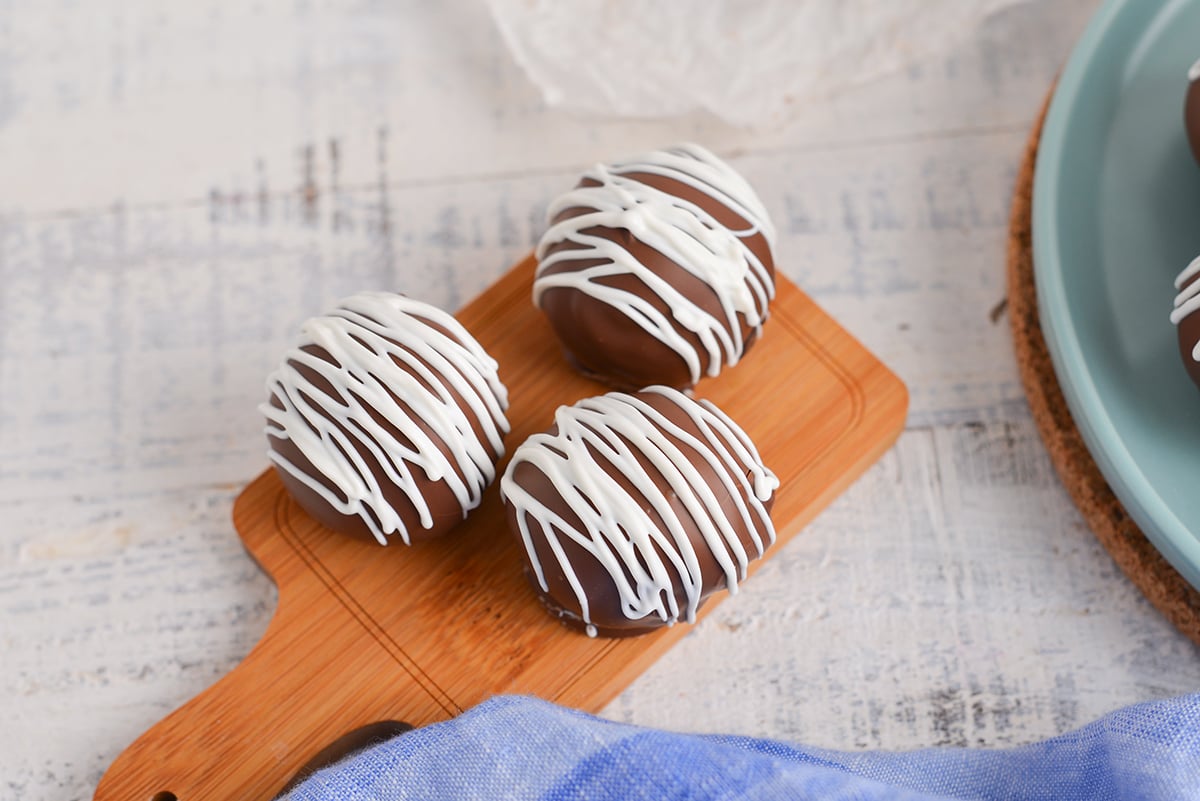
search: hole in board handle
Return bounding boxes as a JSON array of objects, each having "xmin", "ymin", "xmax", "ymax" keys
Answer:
[{"xmin": 150, "ymin": 793, "xmax": 177, "ymax": 801}]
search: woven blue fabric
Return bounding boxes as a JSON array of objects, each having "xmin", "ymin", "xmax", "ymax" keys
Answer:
[{"xmin": 283, "ymin": 694, "xmax": 1200, "ymax": 801}]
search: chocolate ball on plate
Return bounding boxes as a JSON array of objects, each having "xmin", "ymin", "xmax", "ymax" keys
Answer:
[
  {"xmin": 1172, "ymin": 256, "xmax": 1200, "ymax": 391},
  {"xmin": 1185, "ymin": 60, "xmax": 1200, "ymax": 165}
]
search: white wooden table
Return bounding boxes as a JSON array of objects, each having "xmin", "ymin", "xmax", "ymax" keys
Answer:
[{"xmin": 4, "ymin": 1, "xmax": 1199, "ymax": 798}]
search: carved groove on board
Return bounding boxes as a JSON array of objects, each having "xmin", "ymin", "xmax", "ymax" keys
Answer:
[
  {"xmin": 273, "ymin": 490, "xmax": 462, "ymax": 716},
  {"xmin": 774, "ymin": 309, "xmax": 866, "ymax": 477}
]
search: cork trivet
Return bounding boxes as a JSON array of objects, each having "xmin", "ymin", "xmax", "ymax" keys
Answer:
[{"xmin": 1008, "ymin": 91, "xmax": 1200, "ymax": 645}]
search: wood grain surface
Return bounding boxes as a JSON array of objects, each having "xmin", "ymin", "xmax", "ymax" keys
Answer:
[
  {"xmin": 92, "ymin": 258, "xmax": 906, "ymax": 801},
  {"xmin": 5, "ymin": 2, "xmax": 1200, "ymax": 800}
]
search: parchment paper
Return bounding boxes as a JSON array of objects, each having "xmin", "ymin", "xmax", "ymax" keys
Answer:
[{"xmin": 487, "ymin": 0, "xmax": 1026, "ymax": 128}]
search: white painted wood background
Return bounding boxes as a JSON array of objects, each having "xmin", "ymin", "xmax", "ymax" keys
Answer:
[{"xmin": 3, "ymin": 1, "xmax": 1199, "ymax": 799}]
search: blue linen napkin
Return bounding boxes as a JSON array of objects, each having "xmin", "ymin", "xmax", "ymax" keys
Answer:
[{"xmin": 283, "ymin": 694, "xmax": 1200, "ymax": 801}]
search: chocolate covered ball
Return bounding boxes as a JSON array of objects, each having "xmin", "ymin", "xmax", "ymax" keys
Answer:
[
  {"xmin": 1172, "ymin": 256, "xmax": 1200, "ymax": 391},
  {"xmin": 1186, "ymin": 61, "xmax": 1200, "ymax": 166},
  {"xmin": 533, "ymin": 143, "xmax": 776, "ymax": 391},
  {"xmin": 262, "ymin": 291, "xmax": 510, "ymax": 545},
  {"xmin": 500, "ymin": 386, "xmax": 778, "ymax": 637}
]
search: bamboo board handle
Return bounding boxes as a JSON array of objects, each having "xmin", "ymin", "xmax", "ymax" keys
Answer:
[{"xmin": 92, "ymin": 498, "xmax": 457, "ymax": 801}]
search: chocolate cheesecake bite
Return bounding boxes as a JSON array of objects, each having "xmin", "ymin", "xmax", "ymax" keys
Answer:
[
  {"xmin": 533, "ymin": 143, "xmax": 776, "ymax": 391},
  {"xmin": 262, "ymin": 291, "xmax": 510, "ymax": 545},
  {"xmin": 1177, "ymin": 71, "xmax": 1200, "ymax": 389},
  {"xmin": 1172, "ymin": 256, "xmax": 1200, "ymax": 391},
  {"xmin": 500, "ymin": 386, "xmax": 778, "ymax": 637}
]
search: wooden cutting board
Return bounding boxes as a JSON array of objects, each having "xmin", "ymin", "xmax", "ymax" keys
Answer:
[{"xmin": 93, "ymin": 255, "xmax": 908, "ymax": 801}]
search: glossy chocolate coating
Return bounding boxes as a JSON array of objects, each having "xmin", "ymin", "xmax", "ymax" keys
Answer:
[
  {"xmin": 538, "ymin": 172, "xmax": 775, "ymax": 391},
  {"xmin": 264, "ymin": 295, "xmax": 507, "ymax": 545},
  {"xmin": 1186, "ymin": 74, "xmax": 1200, "ymax": 166},
  {"xmin": 503, "ymin": 390, "xmax": 776, "ymax": 637},
  {"xmin": 1178, "ymin": 272, "xmax": 1200, "ymax": 391},
  {"xmin": 267, "ymin": 342, "xmax": 503, "ymax": 543}
]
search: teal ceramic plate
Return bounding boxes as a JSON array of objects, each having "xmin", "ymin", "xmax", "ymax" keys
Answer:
[{"xmin": 1034, "ymin": 0, "xmax": 1200, "ymax": 589}]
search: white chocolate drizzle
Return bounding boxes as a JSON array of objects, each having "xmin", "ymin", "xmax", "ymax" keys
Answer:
[
  {"xmin": 1171, "ymin": 255, "xmax": 1200, "ymax": 362},
  {"xmin": 533, "ymin": 143, "xmax": 776, "ymax": 386},
  {"xmin": 262, "ymin": 291, "xmax": 510, "ymax": 545},
  {"xmin": 500, "ymin": 386, "xmax": 778, "ymax": 636}
]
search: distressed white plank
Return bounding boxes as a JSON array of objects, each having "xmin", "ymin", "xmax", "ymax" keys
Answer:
[
  {"xmin": 3, "ymin": 487, "xmax": 274, "ymax": 800},
  {"xmin": 0, "ymin": 0, "xmax": 1091, "ymax": 215},
  {"xmin": 6, "ymin": 1, "xmax": 1198, "ymax": 800}
]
